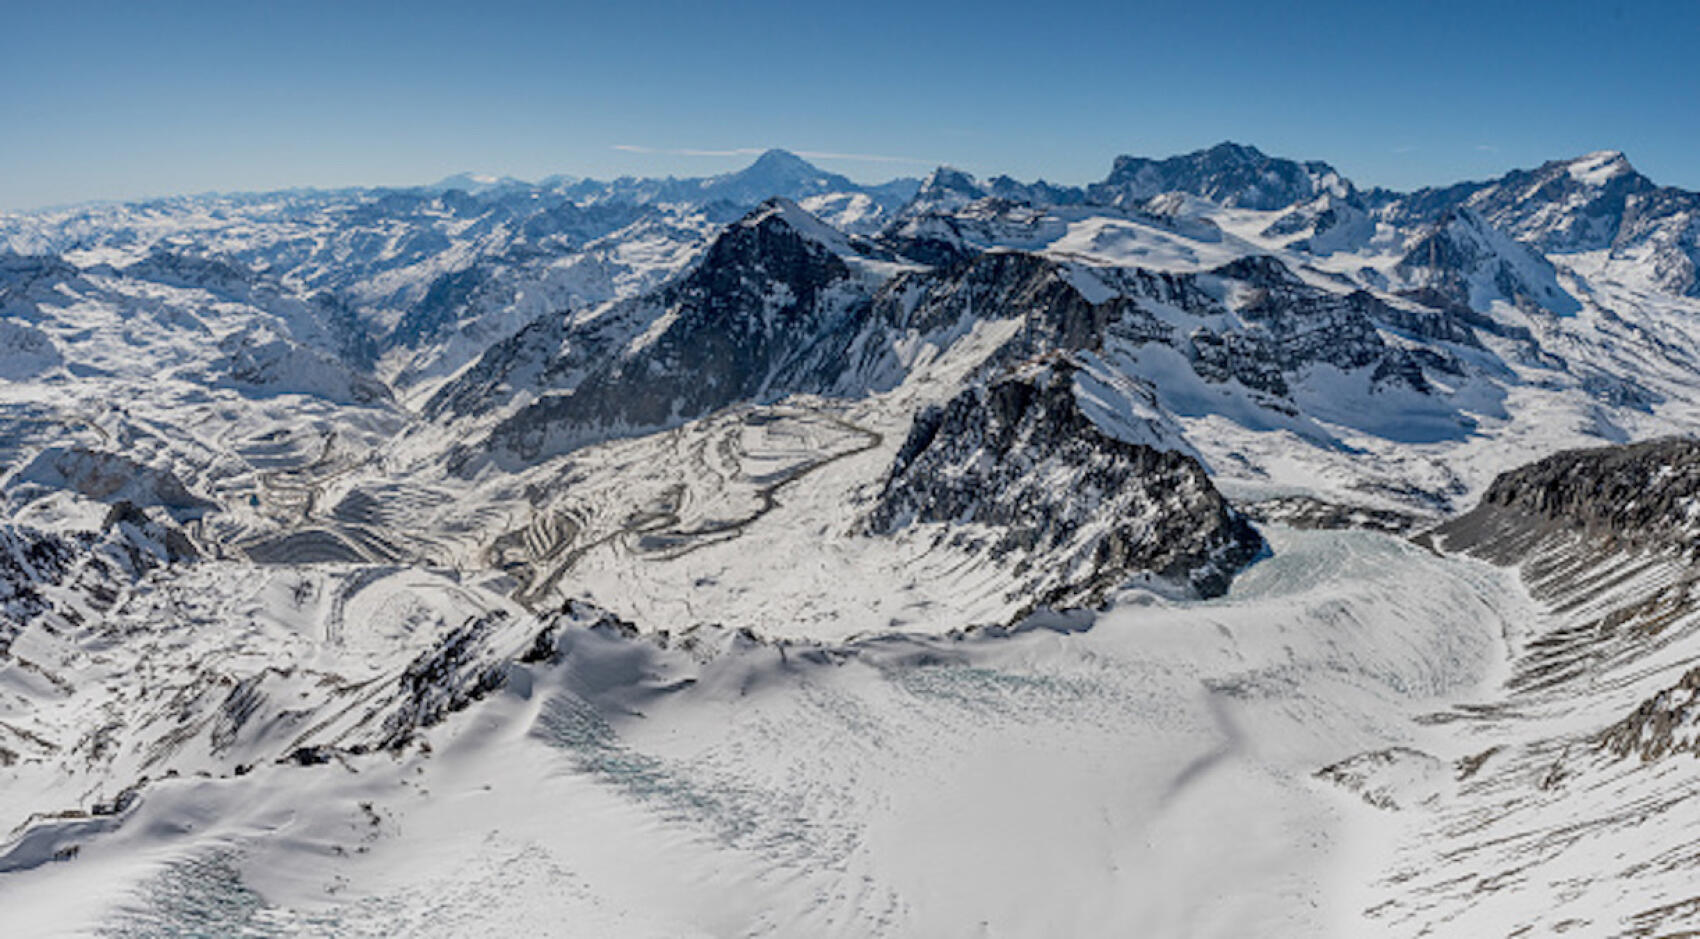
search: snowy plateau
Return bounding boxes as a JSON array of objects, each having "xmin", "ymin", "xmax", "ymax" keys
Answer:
[{"xmin": 4, "ymin": 143, "xmax": 1700, "ymax": 937}]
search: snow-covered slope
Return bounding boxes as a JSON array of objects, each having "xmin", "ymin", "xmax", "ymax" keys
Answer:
[
  {"xmin": 1354, "ymin": 439, "xmax": 1700, "ymax": 936},
  {"xmin": 1390, "ymin": 207, "xmax": 1581, "ymax": 316},
  {"xmin": 1387, "ymin": 150, "xmax": 1700, "ymax": 297},
  {"xmin": 0, "ymin": 526, "xmax": 1526, "ymax": 937},
  {"xmin": 6, "ymin": 143, "xmax": 1700, "ymax": 937}
]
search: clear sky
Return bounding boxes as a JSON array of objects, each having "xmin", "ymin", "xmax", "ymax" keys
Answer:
[{"xmin": 2, "ymin": 0, "xmax": 1695, "ymax": 210}]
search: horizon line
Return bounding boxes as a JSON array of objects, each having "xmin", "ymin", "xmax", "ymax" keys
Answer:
[{"xmin": 0, "ymin": 142, "xmax": 1655, "ymax": 216}]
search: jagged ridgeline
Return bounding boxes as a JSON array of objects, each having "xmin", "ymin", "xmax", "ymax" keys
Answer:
[
  {"xmin": 6, "ymin": 141, "xmax": 1700, "ymax": 936},
  {"xmin": 868, "ymin": 356, "xmax": 1263, "ymax": 605},
  {"xmin": 1435, "ymin": 437, "xmax": 1700, "ymax": 558},
  {"xmin": 6, "ymin": 138, "xmax": 1700, "ymax": 630}
]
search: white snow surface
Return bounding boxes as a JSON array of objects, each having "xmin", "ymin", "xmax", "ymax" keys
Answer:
[
  {"xmin": 1566, "ymin": 150, "xmax": 1633, "ymax": 186},
  {"xmin": 6, "ymin": 149, "xmax": 1700, "ymax": 936},
  {"xmin": 0, "ymin": 528, "xmax": 1527, "ymax": 938}
]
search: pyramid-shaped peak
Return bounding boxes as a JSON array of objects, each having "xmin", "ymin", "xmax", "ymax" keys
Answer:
[
  {"xmin": 701, "ymin": 150, "xmax": 852, "ymax": 203},
  {"xmin": 722, "ymin": 149, "xmax": 842, "ymax": 188},
  {"xmin": 747, "ymin": 149, "xmax": 817, "ymax": 172}
]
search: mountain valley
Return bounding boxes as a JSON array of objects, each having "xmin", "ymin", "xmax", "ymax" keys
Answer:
[{"xmin": 4, "ymin": 143, "xmax": 1700, "ymax": 937}]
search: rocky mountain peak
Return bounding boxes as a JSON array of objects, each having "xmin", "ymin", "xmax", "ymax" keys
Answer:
[
  {"xmin": 917, "ymin": 166, "xmax": 984, "ymax": 199},
  {"xmin": 868, "ymin": 354, "xmax": 1265, "ymax": 605},
  {"xmin": 1561, "ymin": 149, "xmax": 1636, "ymax": 186},
  {"xmin": 745, "ymin": 148, "xmax": 816, "ymax": 175},
  {"xmin": 1393, "ymin": 206, "xmax": 1580, "ymax": 315},
  {"xmin": 712, "ymin": 198, "xmax": 854, "ymax": 278},
  {"xmin": 1094, "ymin": 142, "xmax": 1352, "ymax": 211},
  {"xmin": 705, "ymin": 150, "xmax": 854, "ymax": 203},
  {"xmin": 1200, "ymin": 140, "xmax": 1267, "ymax": 164},
  {"xmin": 473, "ymin": 202, "xmax": 864, "ymax": 463}
]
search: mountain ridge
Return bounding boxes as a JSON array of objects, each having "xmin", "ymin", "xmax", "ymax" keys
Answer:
[{"xmin": 9, "ymin": 135, "xmax": 1700, "ymax": 937}]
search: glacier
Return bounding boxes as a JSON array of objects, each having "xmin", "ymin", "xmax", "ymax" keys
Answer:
[{"xmin": 4, "ymin": 144, "xmax": 1700, "ymax": 937}]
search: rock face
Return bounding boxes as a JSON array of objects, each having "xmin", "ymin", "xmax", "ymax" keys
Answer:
[
  {"xmin": 1210, "ymin": 255, "xmax": 1437, "ymax": 392},
  {"xmin": 373, "ymin": 611, "xmax": 519, "ymax": 751},
  {"xmin": 1261, "ymin": 193, "xmax": 1374, "ymax": 255},
  {"xmin": 877, "ymin": 197, "xmax": 1058, "ymax": 267},
  {"xmin": 1598, "ymin": 666, "xmax": 1700, "ymax": 763},
  {"xmin": 843, "ymin": 248, "xmax": 1455, "ymax": 407},
  {"xmin": 867, "ymin": 357, "xmax": 1264, "ymax": 605},
  {"xmin": 898, "ymin": 141, "xmax": 1355, "ymax": 217},
  {"xmin": 1239, "ymin": 495, "xmax": 1422, "ymax": 534},
  {"xmin": 420, "ymin": 286, "xmax": 656, "ymax": 422},
  {"xmin": 1395, "ymin": 151, "xmax": 1647, "ymax": 251},
  {"xmin": 478, "ymin": 199, "xmax": 868, "ymax": 463},
  {"xmin": 0, "ymin": 509, "xmax": 197, "ymax": 650},
  {"xmin": 1392, "ymin": 208, "xmax": 1580, "ymax": 315},
  {"xmin": 1390, "ymin": 151, "xmax": 1700, "ymax": 297},
  {"xmin": 1438, "ymin": 437, "xmax": 1700, "ymax": 557},
  {"xmin": 904, "ymin": 166, "xmax": 991, "ymax": 215},
  {"xmin": 1424, "ymin": 438, "xmax": 1700, "ymax": 705},
  {"xmin": 1354, "ymin": 435, "xmax": 1700, "ymax": 935},
  {"xmin": 0, "ymin": 526, "xmax": 83, "ymax": 636},
  {"xmin": 1088, "ymin": 141, "xmax": 1353, "ymax": 211}
]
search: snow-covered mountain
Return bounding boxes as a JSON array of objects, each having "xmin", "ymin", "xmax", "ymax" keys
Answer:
[
  {"xmin": 557, "ymin": 148, "xmax": 921, "ymax": 212},
  {"xmin": 1390, "ymin": 207, "xmax": 1581, "ymax": 316},
  {"xmin": 1089, "ymin": 140, "xmax": 1357, "ymax": 210},
  {"xmin": 6, "ymin": 143, "xmax": 1700, "ymax": 937},
  {"xmin": 1388, "ymin": 150, "xmax": 1700, "ymax": 296}
]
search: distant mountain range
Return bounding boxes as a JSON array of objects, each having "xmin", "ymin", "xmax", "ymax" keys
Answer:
[
  {"xmin": 6, "ymin": 140, "xmax": 1700, "ymax": 937},
  {"xmin": 439, "ymin": 142, "xmax": 1700, "ymax": 298}
]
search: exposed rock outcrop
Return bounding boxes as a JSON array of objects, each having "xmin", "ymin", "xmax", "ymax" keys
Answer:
[{"xmin": 867, "ymin": 356, "xmax": 1264, "ymax": 605}]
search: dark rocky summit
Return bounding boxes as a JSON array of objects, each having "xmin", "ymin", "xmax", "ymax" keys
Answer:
[
  {"xmin": 1089, "ymin": 142, "xmax": 1352, "ymax": 211},
  {"xmin": 867, "ymin": 356, "xmax": 1265, "ymax": 606},
  {"xmin": 476, "ymin": 199, "xmax": 866, "ymax": 463}
]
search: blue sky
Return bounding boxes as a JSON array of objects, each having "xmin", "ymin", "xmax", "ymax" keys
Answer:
[{"xmin": 2, "ymin": 0, "xmax": 1694, "ymax": 210}]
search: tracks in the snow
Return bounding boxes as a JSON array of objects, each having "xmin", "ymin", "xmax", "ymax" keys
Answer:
[{"xmin": 509, "ymin": 407, "xmax": 883, "ymax": 610}]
